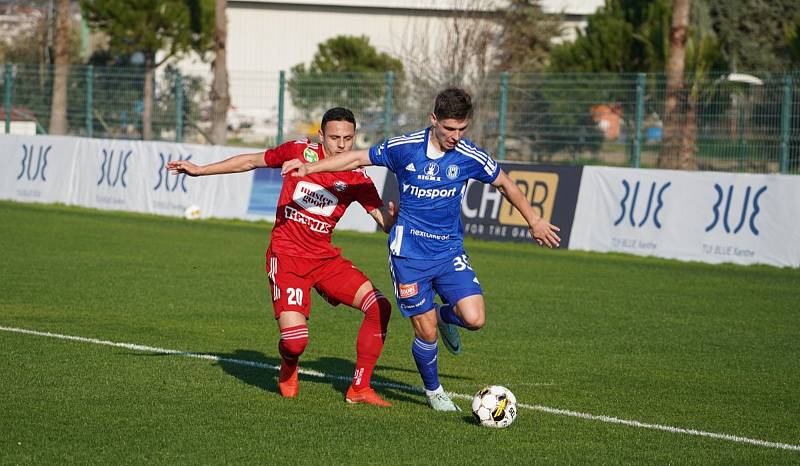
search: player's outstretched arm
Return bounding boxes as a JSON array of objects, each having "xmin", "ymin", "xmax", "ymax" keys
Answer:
[
  {"xmin": 370, "ymin": 201, "xmax": 398, "ymax": 233},
  {"xmin": 491, "ymin": 170, "xmax": 561, "ymax": 248},
  {"xmin": 167, "ymin": 152, "xmax": 267, "ymax": 177},
  {"xmin": 283, "ymin": 149, "xmax": 371, "ymax": 177}
]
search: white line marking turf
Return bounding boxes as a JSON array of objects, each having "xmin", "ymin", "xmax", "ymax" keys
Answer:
[{"xmin": 2, "ymin": 325, "xmax": 799, "ymax": 453}]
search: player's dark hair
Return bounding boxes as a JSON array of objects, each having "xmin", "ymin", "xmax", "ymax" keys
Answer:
[
  {"xmin": 321, "ymin": 107, "xmax": 357, "ymax": 132},
  {"xmin": 433, "ymin": 88, "xmax": 473, "ymax": 120}
]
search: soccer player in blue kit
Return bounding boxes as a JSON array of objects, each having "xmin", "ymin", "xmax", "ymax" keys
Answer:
[{"xmin": 283, "ymin": 88, "xmax": 561, "ymax": 411}]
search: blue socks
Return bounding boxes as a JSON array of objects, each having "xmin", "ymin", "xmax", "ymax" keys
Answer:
[
  {"xmin": 411, "ymin": 337, "xmax": 440, "ymax": 391},
  {"xmin": 438, "ymin": 303, "xmax": 466, "ymax": 327},
  {"xmin": 413, "ymin": 304, "xmax": 467, "ymax": 391}
]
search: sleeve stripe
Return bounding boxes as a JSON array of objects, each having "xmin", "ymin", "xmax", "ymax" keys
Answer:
[
  {"xmin": 456, "ymin": 140, "xmax": 490, "ymax": 163},
  {"xmin": 456, "ymin": 142, "xmax": 497, "ymax": 176},
  {"xmin": 388, "ymin": 136, "xmax": 424, "ymax": 148},
  {"xmin": 387, "ymin": 129, "xmax": 425, "ymax": 145},
  {"xmin": 460, "ymin": 151, "xmax": 496, "ymax": 176}
]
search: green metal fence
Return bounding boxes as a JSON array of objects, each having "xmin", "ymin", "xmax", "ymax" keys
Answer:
[{"xmin": 1, "ymin": 64, "xmax": 798, "ymax": 174}]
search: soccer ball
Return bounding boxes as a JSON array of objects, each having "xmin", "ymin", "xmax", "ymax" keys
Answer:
[
  {"xmin": 183, "ymin": 204, "xmax": 201, "ymax": 220},
  {"xmin": 471, "ymin": 385, "xmax": 517, "ymax": 428}
]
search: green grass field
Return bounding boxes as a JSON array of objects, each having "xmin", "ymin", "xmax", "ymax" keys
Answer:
[{"xmin": 1, "ymin": 200, "xmax": 799, "ymax": 464}]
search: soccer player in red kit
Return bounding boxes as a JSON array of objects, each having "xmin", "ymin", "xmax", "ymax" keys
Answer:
[{"xmin": 167, "ymin": 107, "xmax": 396, "ymax": 406}]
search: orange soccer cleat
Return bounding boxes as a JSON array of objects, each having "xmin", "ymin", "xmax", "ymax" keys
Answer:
[
  {"xmin": 278, "ymin": 360, "xmax": 299, "ymax": 398},
  {"xmin": 345, "ymin": 385, "xmax": 392, "ymax": 407}
]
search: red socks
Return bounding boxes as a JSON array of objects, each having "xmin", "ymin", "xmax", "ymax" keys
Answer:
[
  {"xmin": 278, "ymin": 324, "xmax": 308, "ymax": 375},
  {"xmin": 352, "ymin": 290, "xmax": 391, "ymax": 390}
]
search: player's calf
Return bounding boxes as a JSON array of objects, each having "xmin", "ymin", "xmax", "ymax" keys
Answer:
[{"xmin": 352, "ymin": 289, "xmax": 391, "ymax": 391}]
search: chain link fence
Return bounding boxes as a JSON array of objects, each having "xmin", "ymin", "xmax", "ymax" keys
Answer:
[{"xmin": 1, "ymin": 64, "xmax": 798, "ymax": 174}]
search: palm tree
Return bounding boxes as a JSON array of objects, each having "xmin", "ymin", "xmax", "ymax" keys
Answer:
[
  {"xmin": 49, "ymin": 0, "xmax": 70, "ymax": 135},
  {"xmin": 210, "ymin": 0, "xmax": 229, "ymax": 145},
  {"xmin": 659, "ymin": 0, "xmax": 692, "ymax": 169}
]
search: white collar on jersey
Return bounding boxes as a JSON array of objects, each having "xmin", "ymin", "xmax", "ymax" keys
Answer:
[{"xmin": 426, "ymin": 130, "xmax": 446, "ymax": 160}]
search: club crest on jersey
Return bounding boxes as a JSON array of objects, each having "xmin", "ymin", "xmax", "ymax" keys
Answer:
[
  {"xmin": 303, "ymin": 147, "xmax": 319, "ymax": 163},
  {"xmin": 398, "ymin": 282, "xmax": 419, "ymax": 299},
  {"xmin": 418, "ymin": 162, "xmax": 441, "ymax": 181},
  {"xmin": 333, "ymin": 180, "xmax": 347, "ymax": 192},
  {"xmin": 446, "ymin": 164, "xmax": 460, "ymax": 180}
]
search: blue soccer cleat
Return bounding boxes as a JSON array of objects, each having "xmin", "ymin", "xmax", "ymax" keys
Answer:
[{"xmin": 436, "ymin": 304, "xmax": 462, "ymax": 355}]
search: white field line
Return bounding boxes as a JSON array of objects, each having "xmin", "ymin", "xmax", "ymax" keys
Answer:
[{"xmin": 2, "ymin": 325, "xmax": 799, "ymax": 453}]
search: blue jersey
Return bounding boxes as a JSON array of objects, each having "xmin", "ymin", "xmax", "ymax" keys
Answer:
[{"xmin": 369, "ymin": 127, "xmax": 500, "ymax": 259}]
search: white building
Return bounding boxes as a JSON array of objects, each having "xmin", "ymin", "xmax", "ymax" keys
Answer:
[
  {"xmin": 217, "ymin": 0, "xmax": 602, "ymax": 74},
  {"xmin": 175, "ymin": 0, "xmax": 605, "ymax": 141}
]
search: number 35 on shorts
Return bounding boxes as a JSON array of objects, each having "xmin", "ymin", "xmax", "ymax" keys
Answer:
[{"xmin": 452, "ymin": 254, "xmax": 473, "ymax": 272}]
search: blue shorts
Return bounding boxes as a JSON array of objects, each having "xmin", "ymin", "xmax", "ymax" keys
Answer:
[{"xmin": 388, "ymin": 253, "xmax": 483, "ymax": 317}]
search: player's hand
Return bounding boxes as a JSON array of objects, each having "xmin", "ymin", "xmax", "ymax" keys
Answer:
[
  {"xmin": 387, "ymin": 201, "xmax": 398, "ymax": 221},
  {"xmin": 167, "ymin": 160, "xmax": 202, "ymax": 176},
  {"xmin": 291, "ymin": 164, "xmax": 310, "ymax": 177},
  {"xmin": 280, "ymin": 159, "xmax": 303, "ymax": 176},
  {"xmin": 530, "ymin": 220, "xmax": 561, "ymax": 248}
]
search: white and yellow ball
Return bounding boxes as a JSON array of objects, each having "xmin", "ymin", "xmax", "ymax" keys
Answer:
[
  {"xmin": 183, "ymin": 204, "xmax": 201, "ymax": 220},
  {"xmin": 471, "ymin": 385, "xmax": 517, "ymax": 428}
]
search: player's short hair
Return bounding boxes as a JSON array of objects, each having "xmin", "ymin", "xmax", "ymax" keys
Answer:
[
  {"xmin": 433, "ymin": 88, "xmax": 473, "ymax": 121},
  {"xmin": 321, "ymin": 107, "xmax": 357, "ymax": 132}
]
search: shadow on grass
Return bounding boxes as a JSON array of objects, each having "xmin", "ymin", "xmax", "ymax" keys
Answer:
[
  {"xmin": 210, "ymin": 349, "xmax": 425, "ymax": 407},
  {"xmin": 140, "ymin": 348, "xmax": 474, "ymax": 408}
]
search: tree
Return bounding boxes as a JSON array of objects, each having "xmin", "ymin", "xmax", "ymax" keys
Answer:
[
  {"xmin": 49, "ymin": 0, "xmax": 71, "ymax": 135},
  {"xmin": 549, "ymin": 0, "xmax": 673, "ymax": 73},
  {"xmin": 549, "ymin": 0, "xmax": 726, "ymax": 169},
  {"xmin": 209, "ymin": 0, "xmax": 229, "ymax": 145},
  {"xmin": 81, "ymin": 0, "xmax": 213, "ymax": 140},
  {"xmin": 288, "ymin": 35, "xmax": 403, "ymax": 140},
  {"xmin": 786, "ymin": 17, "xmax": 800, "ymax": 65},
  {"xmin": 659, "ymin": 0, "xmax": 691, "ymax": 169},
  {"xmin": 394, "ymin": 2, "xmax": 503, "ymax": 144},
  {"xmin": 0, "ymin": 3, "xmax": 83, "ymax": 133},
  {"xmin": 708, "ymin": 0, "xmax": 799, "ymax": 71},
  {"xmin": 496, "ymin": 0, "xmax": 562, "ymax": 72}
]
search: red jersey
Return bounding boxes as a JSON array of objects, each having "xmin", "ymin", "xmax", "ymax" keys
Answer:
[{"xmin": 263, "ymin": 139, "xmax": 383, "ymax": 258}]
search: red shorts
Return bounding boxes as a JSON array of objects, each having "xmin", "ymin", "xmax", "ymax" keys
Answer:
[{"xmin": 265, "ymin": 247, "xmax": 370, "ymax": 319}]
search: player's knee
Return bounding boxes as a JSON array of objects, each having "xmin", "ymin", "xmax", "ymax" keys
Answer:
[
  {"xmin": 278, "ymin": 325, "xmax": 308, "ymax": 359},
  {"xmin": 377, "ymin": 293, "xmax": 392, "ymax": 319},
  {"xmin": 362, "ymin": 289, "xmax": 392, "ymax": 319},
  {"xmin": 418, "ymin": 328, "xmax": 437, "ymax": 342},
  {"xmin": 462, "ymin": 313, "xmax": 485, "ymax": 330},
  {"xmin": 279, "ymin": 336, "xmax": 307, "ymax": 359}
]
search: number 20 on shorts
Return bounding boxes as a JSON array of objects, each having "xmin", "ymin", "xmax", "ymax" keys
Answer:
[{"xmin": 287, "ymin": 288, "xmax": 304, "ymax": 306}]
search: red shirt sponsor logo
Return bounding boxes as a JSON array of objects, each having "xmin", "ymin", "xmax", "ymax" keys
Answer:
[
  {"xmin": 398, "ymin": 282, "xmax": 419, "ymax": 299},
  {"xmin": 293, "ymin": 181, "xmax": 337, "ymax": 216}
]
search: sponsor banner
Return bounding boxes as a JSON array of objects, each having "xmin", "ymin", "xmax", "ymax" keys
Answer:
[
  {"xmin": 0, "ymin": 134, "xmax": 385, "ymax": 233},
  {"xmin": 0, "ymin": 134, "xmax": 256, "ymax": 219},
  {"xmin": 381, "ymin": 162, "xmax": 583, "ymax": 245},
  {"xmin": 570, "ymin": 166, "xmax": 800, "ymax": 267},
  {"xmin": 0, "ymin": 135, "xmax": 80, "ymax": 205},
  {"xmin": 463, "ymin": 163, "xmax": 583, "ymax": 245}
]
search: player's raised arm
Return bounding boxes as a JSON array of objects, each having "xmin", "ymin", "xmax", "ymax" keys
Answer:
[
  {"xmin": 491, "ymin": 170, "xmax": 561, "ymax": 248},
  {"xmin": 285, "ymin": 149, "xmax": 372, "ymax": 177},
  {"xmin": 167, "ymin": 151, "xmax": 267, "ymax": 177}
]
